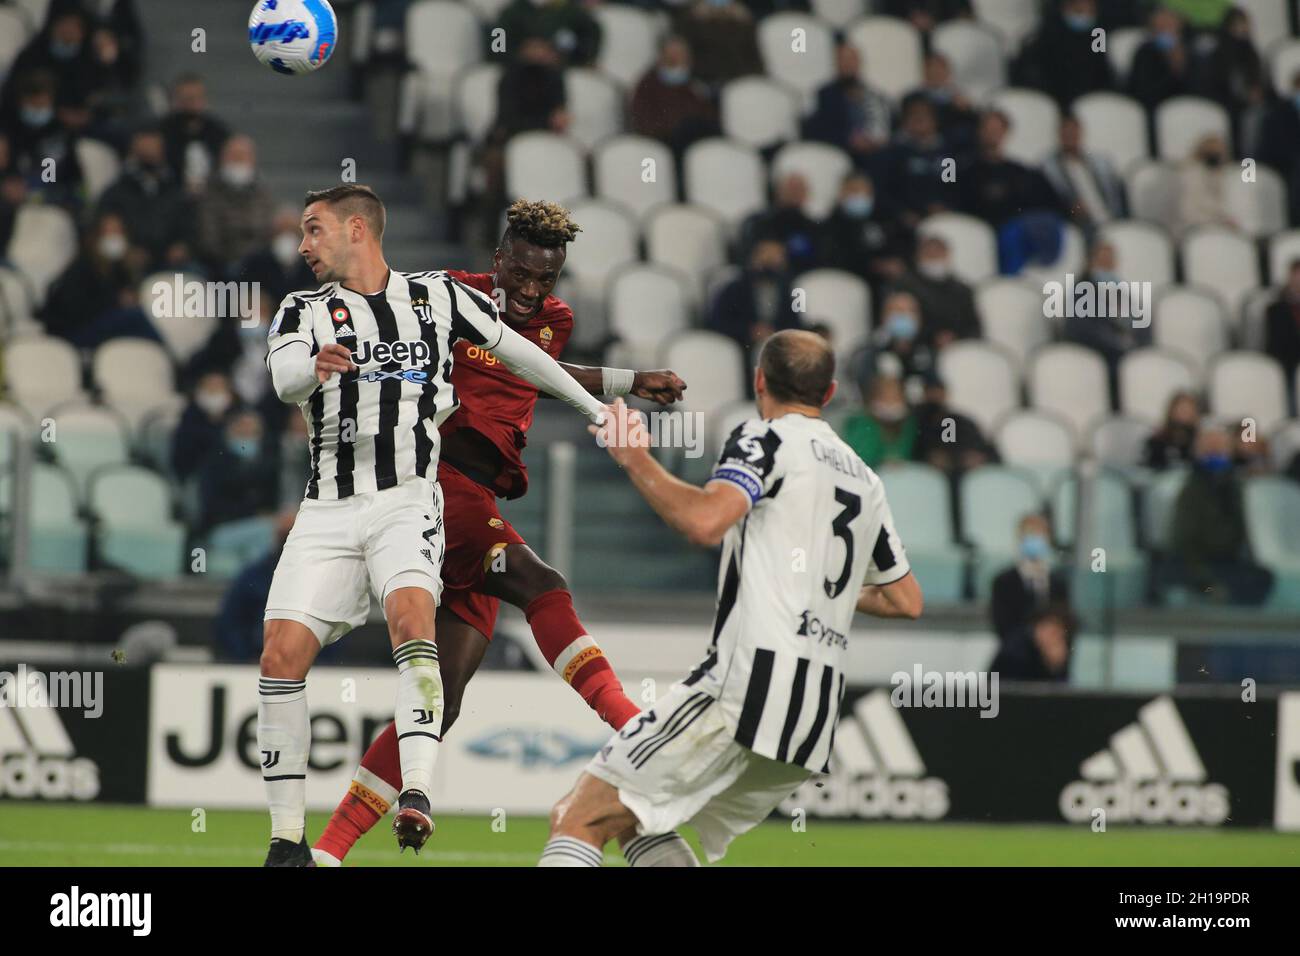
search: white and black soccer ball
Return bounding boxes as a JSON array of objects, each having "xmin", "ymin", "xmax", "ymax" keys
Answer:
[{"xmin": 248, "ymin": 0, "xmax": 338, "ymax": 75}]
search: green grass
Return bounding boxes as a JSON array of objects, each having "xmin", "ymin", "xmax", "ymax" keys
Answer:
[{"xmin": 1, "ymin": 803, "xmax": 1298, "ymax": 866}]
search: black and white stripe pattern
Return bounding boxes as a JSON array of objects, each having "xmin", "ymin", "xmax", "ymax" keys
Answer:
[
  {"xmin": 258, "ymin": 677, "xmax": 306, "ymax": 697},
  {"xmin": 623, "ymin": 833, "xmax": 685, "ymax": 866},
  {"xmin": 539, "ymin": 836, "xmax": 603, "ymax": 868},
  {"xmin": 268, "ymin": 270, "xmax": 503, "ymax": 501},
  {"xmin": 626, "ymin": 692, "xmax": 713, "ymax": 769},
  {"xmin": 393, "ymin": 639, "xmax": 439, "ymax": 668}
]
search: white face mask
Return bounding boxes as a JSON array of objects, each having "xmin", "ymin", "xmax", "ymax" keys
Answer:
[
  {"xmin": 272, "ymin": 233, "xmax": 299, "ymax": 267},
  {"xmin": 98, "ymin": 233, "xmax": 127, "ymax": 261},
  {"xmin": 196, "ymin": 389, "xmax": 231, "ymax": 417},
  {"xmin": 221, "ymin": 162, "xmax": 255, "ymax": 187},
  {"xmin": 918, "ymin": 259, "xmax": 951, "ymax": 280}
]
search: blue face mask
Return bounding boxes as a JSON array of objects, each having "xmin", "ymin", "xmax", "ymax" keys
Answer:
[
  {"xmin": 1064, "ymin": 13, "xmax": 1095, "ymax": 32},
  {"xmin": 886, "ymin": 312, "xmax": 918, "ymax": 341},
  {"xmin": 228, "ymin": 437, "xmax": 259, "ymax": 461},
  {"xmin": 1198, "ymin": 453, "xmax": 1231, "ymax": 474},
  {"xmin": 842, "ymin": 194, "xmax": 874, "ymax": 218},
  {"xmin": 20, "ymin": 105, "xmax": 53, "ymax": 127},
  {"xmin": 1020, "ymin": 533, "xmax": 1050, "ymax": 561},
  {"xmin": 1154, "ymin": 32, "xmax": 1178, "ymax": 51},
  {"xmin": 658, "ymin": 66, "xmax": 689, "ymax": 86},
  {"xmin": 49, "ymin": 39, "xmax": 80, "ymax": 61}
]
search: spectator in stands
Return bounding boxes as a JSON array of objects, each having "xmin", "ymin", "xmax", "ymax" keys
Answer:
[
  {"xmin": 741, "ymin": 172, "xmax": 824, "ymax": 277},
  {"xmin": 880, "ymin": 0, "xmax": 973, "ymax": 36},
  {"xmin": 279, "ymin": 413, "xmax": 310, "ymax": 508},
  {"xmin": 869, "ymin": 93, "xmax": 950, "ymax": 226},
  {"xmin": 236, "ymin": 206, "xmax": 315, "ymax": 305},
  {"xmin": 990, "ymin": 513, "xmax": 1071, "ymax": 646},
  {"xmin": 172, "ymin": 371, "xmax": 236, "ymax": 481},
  {"xmin": 1258, "ymin": 69, "xmax": 1300, "ymax": 226},
  {"xmin": 41, "ymin": 210, "xmax": 156, "ymax": 347},
  {"xmin": 673, "ymin": 0, "xmax": 763, "ymax": 88},
  {"xmin": 841, "ymin": 375, "xmax": 917, "ymax": 470},
  {"xmin": 0, "ymin": 69, "xmax": 85, "ymax": 209},
  {"xmin": 804, "ymin": 43, "xmax": 892, "ymax": 166},
  {"xmin": 890, "ymin": 235, "xmax": 981, "ymax": 347},
  {"xmin": 1013, "ymin": 0, "xmax": 1114, "ymax": 109},
  {"xmin": 1, "ymin": 9, "xmax": 98, "ymax": 112},
  {"xmin": 1166, "ymin": 425, "xmax": 1273, "ymax": 605},
  {"xmin": 197, "ymin": 408, "xmax": 280, "ymax": 534},
  {"xmin": 1266, "ymin": 259, "xmax": 1300, "ymax": 389},
  {"xmin": 494, "ymin": 0, "xmax": 601, "ymax": 67},
  {"xmin": 97, "ymin": 123, "xmax": 194, "ymax": 269},
  {"xmin": 160, "ymin": 74, "xmax": 229, "ymax": 190},
  {"xmin": 629, "ymin": 34, "xmax": 718, "ymax": 156},
  {"xmin": 212, "ymin": 509, "xmax": 296, "ymax": 663},
  {"xmin": 83, "ymin": 19, "xmax": 143, "ymax": 140},
  {"xmin": 196, "ymin": 134, "xmax": 274, "ymax": 277},
  {"xmin": 822, "ymin": 171, "xmax": 913, "ymax": 290},
  {"xmin": 0, "ymin": 135, "xmax": 23, "ymax": 250},
  {"xmin": 495, "ymin": 37, "xmax": 569, "ymax": 138},
  {"xmin": 1143, "ymin": 390, "xmax": 1202, "ymax": 469},
  {"xmin": 707, "ymin": 239, "xmax": 801, "ymax": 363},
  {"xmin": 913, "ymin": 52, "xmax": 978, "ymax": 152},
  {"xmin": 911, "ymin": 374, "xmax": 996, "ymax": 477},
  {"xmin": 1127, "ymin": 6, "xmax": 1191, "ymax": 111},
  {"xmin": 960, "ymin": 109, "xmax": 1060, "ymax": 228},
  {"xmin": 852, "ymin": 290, "xmax": 936, "ymax": 397},
  {"xmin": 990, "ymin": 607, "xmax": 1075, "ymax": 682},
  {"xmin": 1195, "ymin": 7, "xmax": 1267, "ymax": 152},
  {"xmin": 1174, "ymin": 133, "xmax": 1236, "ymax": 237},
  {"xmin": 1041, "ymin": 115, "xmax": 1126, "ymax": 238},
  {"xmin": 1063, "ymin": 239, "xmax": 1152, "ymax": 404}
]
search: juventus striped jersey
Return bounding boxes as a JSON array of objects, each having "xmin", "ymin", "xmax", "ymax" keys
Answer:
[
  {"xmin": 266, "ymin": 269, "xmax": 603, "ymax": 501},
  {"xmin": 685, "ymin": 412, "xmax": 910, "ymax": 773}
]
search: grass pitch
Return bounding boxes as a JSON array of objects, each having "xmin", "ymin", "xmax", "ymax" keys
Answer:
[{"xmin": 1, "ymin": 802, "xmax": 1298, "ymax": 866}]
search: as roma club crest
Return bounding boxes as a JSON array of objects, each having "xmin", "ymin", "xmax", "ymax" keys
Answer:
[
  {"xmin": 539, "ymin": 326, "xmax": 553, "ymax": 350},
  {"xmin": 412, "ymin": 296, "xmax": 434, "ymax": 325}
]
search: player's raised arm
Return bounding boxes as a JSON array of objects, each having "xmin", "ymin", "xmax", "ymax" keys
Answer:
[{"xmin": 266, "ymin": 293, "xmax": 327, "ymax": 404}]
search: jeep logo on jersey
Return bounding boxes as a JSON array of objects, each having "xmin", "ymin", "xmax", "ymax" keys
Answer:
[
  {"xmin": 778, "ymin": 690, "xmax": 948, "ymax": 820},
  {"xmin": 1059, "ymin": 696, "xmax": 1229, "ymax": 825},
  {"xmin": 353, "ymin": 340, "xmax": 431, "ymax": 367}
]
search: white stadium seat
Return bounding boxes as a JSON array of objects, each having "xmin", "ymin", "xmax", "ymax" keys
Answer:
[
  {"xmin": 5, "ymin": 204, "xmax": 77, "ymax": 306},
  {"xmin": 1221, "ymin": 163, "xmax": 1288, "ymax": 239},
  {"xmin": 606, "ymin": 264, "xmax": 694, "ymax": 370},
  {"xmin": 4, "ymin": 336, "xmax": 86, "ymax": 420},
  {"xmin": 560, "ymin": 199, "xmax": 639, "ymax": 328},
  {"xmin": 1241, "ymin": 286, "xmax": 1277, "ymax": 351},
  {"xmin": 683, "ymin": 137, "xmax": 766, "ymax": 228},
  {"xmin": 1209, "ymin": 351, "xmax": 1288, "ymax": 433},
  {"xmin": 564, "ymin": 68, "xmax": 624, "ymax": 150},
  {"xmin": 402, "ymin": 0, "xmax": 483, "ymax": 140},
  {"xmin": 1268, "ymin": 230, "xmax": 1300, "ymax": 285},
  {"xmin": 1106, "ymin": 27, "xmax": 1148, "ymax": 82},
  {"xmin": 791, "ymin": 268, "xmax": 871, "ymax": 360},
  {"xmin": 1271, "ymin": 419, "xmax": 1300, "ymax": 472},
  {"xmin": 453, "ymin": 63, "xmax": 501, "ymax": 144},
  {"xmin": 758, "ymin": 13, "xmax": 837, "ymax": 102},
  {"xmin": 720, "ymin": 76, "xmax": 801, "ymax": 149},
  {"xmin": 139, "ymin": 271, "xmax": 217, "ymax": 364},
  {"xmin": 1090, "ymin": 416, "xmax": 1157, "ymax": 470},
  {"xmin": 933, "ymin": 21, "xmax": 1007, "ymax": 100},
  {"xmin": 1151, "ymin": 288, "xmax": 1229, "ymax": 374},
  {"xmin": 919, "ymin": 213, "xmax": 998, "ymax": 284},
  {"xmin": 660, "ymin": 330, "xmax": 746, "ymax": 416},
  {"xmin": 989, "ymin": 88, "xmax": 1059, "ymax": 165},
  {"xmin": 1155, "ymin": 96, "xmax": 1231, "ymax": 161},
  {"xmin": 45, "ymin": 403, "xmax": 131, "ymax": 496},
  {"xmin": 976, "ymin": 279, "xmax": 1050, "ymax": 366},
  {"xmin": 1074, "ymin": 92, "xmax": 1150, "ymax": 174},
  {"xmin": 811, "ymin": 0, "xmax": 866, "ymax": 29},
  {"xmin": 995, "ymin": 410, "xmax": 1077, "ymax": 481},
  {"xmin": 0, "ymin": 265, "xmax": 35, "ymax": 335},
  {"xmin": 1098, "ymin": 220, "xmax": 1175, "ymax": 290},
  {"xmin": 593, "ymin": 135, "xmax": 677, "ymax": 222},
  {"xmin": 593, "ymin": 4, "xmax": 661, "ymax": 88},
  {"xmin": 92, "ymin": 339, "xmax": 176, "ymax": 432},
  {"xmin": 1118, "ymin": 348, "xmax": 1197, "ymax": 420},
  {"xmin": 1125, "ymin": 160, "xmax": 1179, "ymax": 231},
  {"xmin": 1028, "ymin": 343, "xmax": 1110, "ymax": 439},
  {"xmin": 1269, "ymin": 37, "xmax": 1300, "ymax": 93},
  {"xmin": 0, "ymin": 8, "xmax": 30, "ymax": 78},
  {"xmin": 771, "ymin": 141, "xmax": 852, "ymax": 222},
  {"xmin": 505, "ymin": 132, "xmax": 587, "ymax": 204},
  {"xmin": 76, "ymin": 139, "xmax": 121, "ymax": 204},
  {"xmin": 937, "ymin": 340, "xmax": 1020, "ymax": 437},
  {"xmin": 1181, "ymin": 226, "xmax": 1260, "ymax": 317},
  {"xmin": 971, "ymin": 0, "xmax": 1041, "ymax": 51},
  {"xmin": 846, "ymin": 17, "xmax": 923, "ymax": 101},
  {"xmin": 1242, "ymin": 0, "xmax": 1290, "ymax": 54},
  {"xmin": 644, "ymin": 203, "xmax": 729, "ymax": 296}
]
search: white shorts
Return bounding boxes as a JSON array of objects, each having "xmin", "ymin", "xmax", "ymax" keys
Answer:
[
  {"xmin": 586, "ymin": 682, "xmax": 811, "ymax": 863},
  {"xmin": 264, "ymin": 476, "xmax": 444, "ymax": 645}
]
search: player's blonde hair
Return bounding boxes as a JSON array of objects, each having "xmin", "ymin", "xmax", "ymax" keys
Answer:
[{"xmin": 501, "ymin": 199, "xmax": 582, "ymax": 249}]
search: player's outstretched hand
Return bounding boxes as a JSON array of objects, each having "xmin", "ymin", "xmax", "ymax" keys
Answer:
[
  {"xmin": 631, "ymin": 369, "xmax": 686, "ymax": 405},
  {"xmin": 315, "ymin": 343, "xmax": 356, "ymax": 382},
  {"xmin": 588, "ymin": 397, "xmax": 652, "ymax": 467}
]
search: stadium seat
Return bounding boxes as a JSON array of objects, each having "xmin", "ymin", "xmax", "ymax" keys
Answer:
[
  {"xmin": 136, "ymin": 401, "xmax": 184, "ymax": 478},
  {"xmin": 1240, "ymin": 286, "xmax": 1277, "ymax": 351},
  {"xmin": 1125, "ymin": 160, "xmax": 1180, "ymax": 231},
  {"xmin": 138, "ymin": 271, "xmax": 218, "ymax": 365},
  {"xmin": 877, "ymin": 462, "xmax": 965, "ymax": 603},
  {"xmin": 1242, "ymin": 0, "xmax": 1290, "ymax": 53},
  {"xmin": 1074, "ymin": 92, "xmax": 1150, "ymax": 175},
  {"xmin": 771, "ymin": 142, "xmax": 852, "ymax": 222},
  {"xmin": 564, "ymin": 68, "xmax": 625, "ymax": 151},
  {"xmin": 203, "ymin": 515, "xmax": 277, "ymax": 579},
  {"xmin": 1221, "ymin": 163, "xmax": 1288, "ymax": 239},
  {"xmin": 971, "ymin": 0, "xmax": 1040, "ymax": 51},
  {"xmin": 44, "ymin": 403, "xmax": 131, "ymax": 497},
  {"xmin": 5, "ymin": 336, "xmax": 86, "ymax": 419},
  {"xmin": 593, "ymin": 3, "xmax": 661, "ymax": 88},
  {"xmin": 937, "ymin": 340, "xmax": 1020, "ymax": 437},
  {"xmin": 1155, "ymin": 96, "xmax": 1231, "ymax": 162},
  {"xmin": 988, "ymin": 88, "xmax": 1058, "ymax": 166},
  {"xmin": 75, "ymin": 139, "xmax": 121, "ymax": 204},
  {"xmin": 1151, "ymin": 289, "xmax": 1228, "ymax": 374},
  {"xmin": 682, "ymin": 137, "xmax": 766, "ymax": 228},
  {"xmin": 1118, "ymin": 348, "xmax": 1197, "ymax": 421},
  {"xmin": 605, "ymin": 264, "xmax": 694, "ymax": 371},
  {"xmin": 933, "ymin": 22, "xmax": 1007, "ymax": 100},
  {"xmin": 1028, "ymin": 343, "xmax": 1110, "ymax": 440},
  {"xmin": 1209, "ymin": 352, "xmax": 1288, "ymax": 433},
  {"xmin": 1098, "ymin": 219, "xmax": 1175, "ymax": 290},
  {"xmin": 644, "ymin": 203, "xmax": 728, "ymax": 297},
  {"xmin": 1267, "ymin": 230, "xmax": 1300, "ymax": 285},
  {"xmin": 1021, "ymin": 221, "xmax": 1087, "ymax": 286},
  {"xmin": 0, "ymin": 462, "xmax": 89, "ymax": 573},
  {"xmin": 960, "ymin": 464, "xmax": 1043, "ymax": 598},
  {"xmin": 0, "ymin": 7, "xmax": 29, "ymax": 78},
  {"xmin": 5, "ymin": 204, "xmax": 77, "ymax": 306},
  {"xmin": 593, "ymin": 135, "xmax": 677, "ymax": 222},
  {"xmin": 1051, "ymin": 470, "xmax": 1146, "ymax": 608},
  {"xmin": 1180, "ymin": 226, "xmax": 1260, "ymax": 317},
  {"xmin": 758, "ymin": 13, "xmax": 837, "ymax": 103},
  {"xmin": 1270, "ymin": 419, "xmax": 1300, "ymax": 471},
  {"xmin": 560, "ymin": 199, "xmax": 638, "ymax": 332},
  {"xmin": 660, "ymin": 330, "xmax": 746, "ymax": 417},
  {"xmin": 810, "ymin": 0, "xmax": 865, "ymax": 29},
  {"xmin": 918, "ymin": 212, "xmax": 998, "ymax": 284},
  {"xmin": 1140, "ymin": 465, "xmax": 1189, "ymax": 552},
  {"xmin": 792, "ymin": 268, "xmax": 871, "ymax": 361},
  {"xmin": 88, "ymin": 465, "xmax": 184, "ymax": 579},
  {"xmin": 452, "ymin": 63, "xmax": 501, "ymax": 144},
  {"xmin": 465, "ymin": 0, "xmax": 510, "ymax": 22},
  {"xmin": 1269, "ymin": 37, "xmax": 1300, "ymax": 93},
  {"xmin": 846, "ymin": 17, "xmax": 923, "ymax": 101},
  {"xmin": 995, "ymin": 409, "xmax": 1077, "ymax": 490},
  {"xmin": 92, "ymin": 339, "xmax": 176, "ymax": 433},
  {"xmin": 401, "ymin": 0, "xmax": 483, "ymax": 140},
  {"xmin": 504, "ymin": 131, "xmax": 587, "ymax": 205},
  {"xmin": 1105, "ymin": 27, "xmax": 1148, "ymax": 82},
  {"xmin": 976, "ymin": 279, "xmax": 1050, "ymax": 366},
  {"xmin": 1089, "ymin": 416, "xmax": 1156, "ymax": 471},
  {"xmin": 1243, "ymin": 476, "xmax": 1300, "ymax": 610},
  {"xmin": 720, "ymin": 76, "xmax": 801, "ymax": 149},
  {"xmin": 0, "ymin": 264, "xmax": 36, "ymax": 335}
]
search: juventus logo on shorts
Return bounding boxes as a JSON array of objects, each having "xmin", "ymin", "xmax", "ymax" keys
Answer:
[
  {"xmin": 411, "ymin": 296, "xmax": 433, "ymax": 325},
  {"xmin": 261, "ymin": 750, "xmax": 281, "ymax": 769}
]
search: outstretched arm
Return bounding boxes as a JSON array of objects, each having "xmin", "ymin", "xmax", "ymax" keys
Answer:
[
  {"xmin": 541, "ymin": 364, "xmax": 687, "ymax": 405},
  {"xmin": 489, "ymin": 322, "xmax": 605, "ymax": 422}
]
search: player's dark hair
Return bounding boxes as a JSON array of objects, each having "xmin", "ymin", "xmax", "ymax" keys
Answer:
[
  {"xmin": 759, "ymin": 330, "xmax": 835, "ymax": 409},
  {"xmin": 304, "ymin": 184, "xmax": 386, "ymax": 239},
  {"xmin": 500, "ymin": 199, "xmax": 581, "ymax": 249}
]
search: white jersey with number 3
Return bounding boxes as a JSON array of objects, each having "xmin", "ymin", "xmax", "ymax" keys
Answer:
[{"xmin": 684, "ymin": 412, "xmax": 910, "ymax": 773}]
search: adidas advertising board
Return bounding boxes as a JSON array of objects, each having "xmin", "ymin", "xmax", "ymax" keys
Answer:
[{"xmin": 1275, "ymin": 692, "xmax": 1300, "ymax": 831}]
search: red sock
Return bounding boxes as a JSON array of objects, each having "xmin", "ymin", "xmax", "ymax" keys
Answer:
[
  {"xmin": 525, "ymin": 588, "xmax": 640, "ymax": 730},
  {"xmin": 314, "ymin": 721, "xmax": 402, "ymax": 863}
]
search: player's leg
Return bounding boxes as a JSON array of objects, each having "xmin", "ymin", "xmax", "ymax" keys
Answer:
[
  {"xmin": 312, "ymin": 607, "xmax": 488, "ymax": 866},
  {"xmin": 538, "ymin": 772, "xmax": 637, "ymax": 867},
  {"xmin": 482, "ymin": 541, "xmax": 640, "ymax": 730}
]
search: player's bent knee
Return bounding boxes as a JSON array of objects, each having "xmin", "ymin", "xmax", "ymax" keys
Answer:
[
  {"xmin": 385, "ymin": 587, "xmax": 436, "ymax": 646},
  {"xmin": 260, "ymin": 619, "xmax": 317, "ymax": 679}
]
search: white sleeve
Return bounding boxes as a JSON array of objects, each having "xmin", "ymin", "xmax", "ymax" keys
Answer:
[
  {"xmin": 265, "ymin": 294, "xmax": 318, "ymax": 404},
  {"xmin": 490, "ymin": 321, "xmax": 605, "ymax": 423}
]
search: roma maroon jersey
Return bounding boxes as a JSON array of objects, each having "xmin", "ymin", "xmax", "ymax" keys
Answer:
[{"xmin": 440, "ymin": 270, "xmax": 574, "ymax": 499}]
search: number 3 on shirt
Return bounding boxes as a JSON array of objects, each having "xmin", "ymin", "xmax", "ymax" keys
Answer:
[{"xmin": 824, "ymin": 488, "xmax": 861, "ymax": 599}]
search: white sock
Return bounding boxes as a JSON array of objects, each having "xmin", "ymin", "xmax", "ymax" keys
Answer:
[
  {"xmin": 311, "ymin": 848, "xmax": 342, "ymax": 867},
  {"xmin": 392, "ymin": 639, "xmax": 443, "ymax": 797},
  {"xmin": 257, "ymin": 676, "xmax": 309, "ymax": 843},
  {"xmin": 623, "ymin": 832, "xmax": 699, "ymax": 867},
  {"xmin": 539, "ymin": 836, "xmax": 603, "ymax": 867}
]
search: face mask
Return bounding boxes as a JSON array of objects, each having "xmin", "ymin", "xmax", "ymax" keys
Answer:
[
  {"xmin": 886, "ymin": 312, "xmax": 918, "ymax": 341},
  {"xmin": 50, "ymin": 39, "xmax": 80, "ymax": 61},
  {"xmin": 928, "ymin": 88, "xmax": 952, "ymax": 104},
  {"xmin": 870, "ymin": 401, "xmax": 907, "ymax": 424},
  {"xmin": 272, "ymin": 233, "xmax": 300, "ymax": 267},
  {"xmin": 1154, "ymin": 32, "xmax": 1177, "ymax": 51},
  {"xmin": 98, "ymin": 233, "xmax": 127, "ymax": 260},
  {"xmin": 918, "ymin": 260, "xmax": 951, "ymax": 280},
  {"xmin": 228, "ymin": 436, "xmax": 259, "ymax": 460},
  {"xmin": 658, "ymin": 66, "xmax": 689, "ymax": 86},
  {"xmin": 1198, "ymin": 453, "xmax": 1231, "ymax": 474},
  {"xmin": 20, "ymin": 105, "xmax": 54, "ymax": 127},
  {"xmin": 221, "ymin": 163, "xmax": 255, "ymax": 187},
  {"xmin": 1064, "ymin": 13, "xmax": 1095, "ymax": 32},
  {"xmin": 1020, "ymin": 533, "xmax": 1050, "ymax": 561},
  {"xmin": 841, "ymin": 194, "xmax": 873, "ymax": 218},
  {"xmin": 196, "ymin": 390, "xmax": 231, "ymax": 417}
]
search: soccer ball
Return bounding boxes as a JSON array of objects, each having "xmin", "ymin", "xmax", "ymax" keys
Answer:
[{"xmin": 248, "ymin": 0, "xmax": 338, "ymax": 75}]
